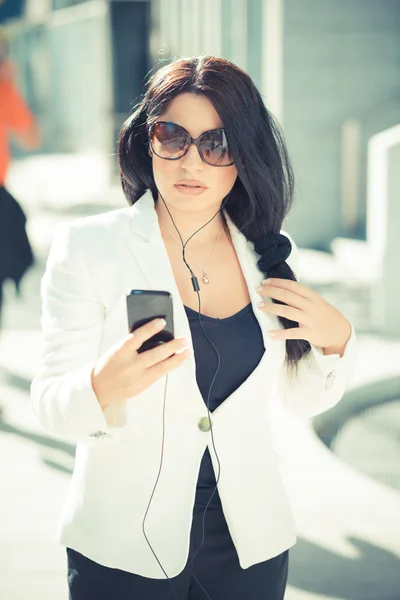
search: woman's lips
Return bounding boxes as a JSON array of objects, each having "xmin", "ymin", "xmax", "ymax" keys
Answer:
[{"xmin": 174, "ymin": 184, "xmax": 208, "ymax": 195}]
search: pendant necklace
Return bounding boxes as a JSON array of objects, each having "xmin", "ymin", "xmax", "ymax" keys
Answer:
[{"xmin": 158, "ymin": 216, "xmax": 221, "ymax": 284}]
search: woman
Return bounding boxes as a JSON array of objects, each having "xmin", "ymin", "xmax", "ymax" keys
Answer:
[{"xmin": 31, "ymin": 56, "xmax": 357, "ymax": 600}]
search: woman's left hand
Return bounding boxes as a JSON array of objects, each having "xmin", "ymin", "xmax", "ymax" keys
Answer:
[{"xmin": 256, "ymin": 278, "xmax": 352, "ymax": 353}]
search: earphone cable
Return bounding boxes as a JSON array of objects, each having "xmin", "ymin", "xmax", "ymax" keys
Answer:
[
  {"xmin": 187, "ymin": 287, "xmax": 222, "ymax": 600},
  {"xmin": 141, "ymin": 372, "xmax": 179, "ymax": 600},
  {"xmin": 141, "ymin": 189, "xmax": 232, "ymax": 600}
]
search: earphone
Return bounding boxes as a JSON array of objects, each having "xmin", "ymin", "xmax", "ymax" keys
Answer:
[{"xmin": 141, "ymin": 188, "xmax": 233, "ymax": 600}]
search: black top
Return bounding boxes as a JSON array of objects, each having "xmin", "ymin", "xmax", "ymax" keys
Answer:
[{"xmin": 184, "ymin": 302, "xmax": 265, "ymax": 507}]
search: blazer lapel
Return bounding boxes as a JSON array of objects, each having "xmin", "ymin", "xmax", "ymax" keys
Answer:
[{"xmin": 125, "ymin": 190, "xmax": 193, "ymax": 345}]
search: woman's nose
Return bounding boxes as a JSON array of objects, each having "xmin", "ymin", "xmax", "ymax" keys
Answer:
[{"xmin": 180, "ymin": 142, "xmax": 204, "ymax": 170}]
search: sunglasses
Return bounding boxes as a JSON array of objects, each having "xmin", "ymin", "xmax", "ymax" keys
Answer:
[{"xmin": 148, "ymin": 121, "xmax": 234, "ymax": 167}]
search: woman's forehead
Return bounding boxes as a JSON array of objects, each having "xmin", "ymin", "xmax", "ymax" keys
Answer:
[{"xmin": 159, "ymin": 93, "xmax": 224, "ymax": 136}]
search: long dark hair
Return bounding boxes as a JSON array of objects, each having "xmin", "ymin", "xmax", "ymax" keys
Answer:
[{"xmin": 118, "ymin": 56, "xmax": 311, "ymax": 376}]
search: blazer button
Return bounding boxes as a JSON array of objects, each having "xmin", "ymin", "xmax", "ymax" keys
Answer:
[
  {"xmin": 198, "ymin": 416, "xmax": 212, "ymax": 432},
  {"xmin": 325, "ymin": 371, "xmax": 336, "ymax": 390}
]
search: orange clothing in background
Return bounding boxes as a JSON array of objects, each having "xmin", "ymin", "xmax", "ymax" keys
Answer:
[{"xmin": 0, "ymin": 77, "xmax": 35, "ymax": 185}]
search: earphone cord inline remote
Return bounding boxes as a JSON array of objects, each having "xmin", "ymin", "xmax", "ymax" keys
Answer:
[{"xmin": 141, "ymin": 190, "xmax": 232, "ymax": 600}]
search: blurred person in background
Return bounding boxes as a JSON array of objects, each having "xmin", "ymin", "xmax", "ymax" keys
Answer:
[
  {"xmin": 31, "ymin": 56, "xmax": 357, "ymax": 600},
  {"xmin": 0, "ymin": 25, "xmax": 40, "ymax": 328}
]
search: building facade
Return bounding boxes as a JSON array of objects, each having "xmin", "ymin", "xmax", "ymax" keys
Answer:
[
  {"xmin": 2, "ymin": 0, "xmax": 150, "ymax": 166},
  {"xmin": 150, "ymin": 0, "xmax": 400, "ymax": 249}
]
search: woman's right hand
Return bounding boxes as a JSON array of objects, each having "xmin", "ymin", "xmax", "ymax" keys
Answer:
[{"xmin": 91, "ymin": 319, "xmax": 192, "ymax": 411}]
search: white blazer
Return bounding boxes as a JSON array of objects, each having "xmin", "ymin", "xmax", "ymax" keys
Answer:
[{"xmin": 31, "ymin": 189, "xmax": 357, "ymax": 578}]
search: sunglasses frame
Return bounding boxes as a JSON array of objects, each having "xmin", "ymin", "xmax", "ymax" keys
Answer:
[{"xmin": 148, "ymin": 121, "xmax": 235, "ymax": 167}]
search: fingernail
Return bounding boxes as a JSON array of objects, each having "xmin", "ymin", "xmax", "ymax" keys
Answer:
[
  {"xmin": 258, "ymin": 301, "xmax": 265, "ymax": 308},
  {"xmin": 263, "ymin": 279, "xmax": 272, "ymax": 284},
  {"xmin": 155, "ymin": 318, "xmax": 166, "ymax": 328},
  {"xmin": 268, "ymin": 331, "xmax": 277, "ymax": 338},
  {"xmin": 256, "ymin": 286, "xmax": 264, "ymax": 293},
  {"xmin": 176, "ymin": 345, "xmax": 192, "ymax": 355}
]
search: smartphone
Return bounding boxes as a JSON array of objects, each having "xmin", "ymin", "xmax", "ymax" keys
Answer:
[{"xmin": 127, "ymin": 290, "xmax": 174, "ymax": 353}]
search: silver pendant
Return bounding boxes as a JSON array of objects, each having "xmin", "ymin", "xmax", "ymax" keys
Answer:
[{"xmin": 203, "ymin": 273, "xmax": 210, "ymax": 284}]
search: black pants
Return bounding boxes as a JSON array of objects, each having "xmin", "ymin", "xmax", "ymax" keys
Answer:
[{"xmin": 67, "ymin": 504, "xmax": 289, "ymax": 600}]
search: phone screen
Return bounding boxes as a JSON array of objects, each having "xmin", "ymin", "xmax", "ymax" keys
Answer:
[{"xmin": 126, "ymin": 290, "xmax": 174, "ymax": 353}]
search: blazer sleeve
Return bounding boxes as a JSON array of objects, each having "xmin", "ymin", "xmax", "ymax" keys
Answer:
[
  {"xmin": 273, "ymin": 231, "xmax": 358, "ymax": 418},
  {"xmin": 30, "ymin": 222, "xmax": 115, "ymax": 443}
]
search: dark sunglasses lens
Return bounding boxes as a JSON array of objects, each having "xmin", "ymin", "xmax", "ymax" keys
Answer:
[
  {"xmin": 199, "ymin": 130, "xmax": 233, "ymax": 166},
  {"xmin": 150, "ymin": 123, "xmax": 188, "ymax": 159}
]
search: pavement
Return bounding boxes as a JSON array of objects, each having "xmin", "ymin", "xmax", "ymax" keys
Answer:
[{"xmin": 0, "ymin": 154, "xmax": 400, "ymax": 600}]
